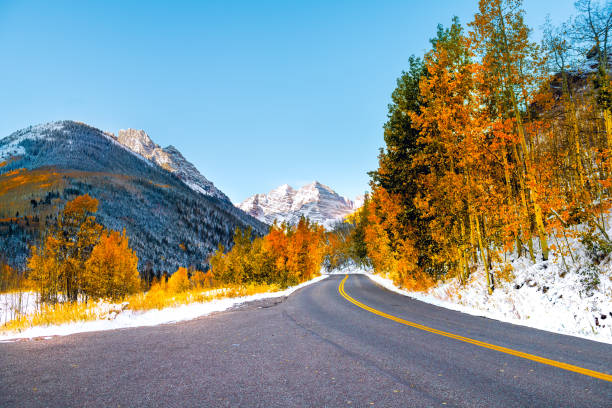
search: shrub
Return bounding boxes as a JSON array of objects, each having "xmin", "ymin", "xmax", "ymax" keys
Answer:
[
  {"xmin": 580, "ymin": 229, "xmax": 612, "ymax": 264},
  {"xmin": 167, "ymin": 267, "xmax": 191, "ymax": 294}
]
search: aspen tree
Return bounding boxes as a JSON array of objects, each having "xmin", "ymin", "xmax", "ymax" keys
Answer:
[{"xmin": 471, "ymin": 0, "xmax": 550, "ymax": 260}]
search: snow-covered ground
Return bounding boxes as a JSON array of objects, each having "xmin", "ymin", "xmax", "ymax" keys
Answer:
[
  {"xmin": 0, "ymin": 275, "xmax": 328, "ymax": 342},
  {"xmin": 329, "ymin": 211, "xmax": 612, "ymax": 345},
  {"xmin": 363, "ymin": 268, "xmax": 611, "ymax": 344},
  {"xmin": 337, "ymin": 235, "xmax": 612, "ymax": 344},
  {"xmin": 0, "ymin": 292, "xmax": 38, "ymax": 326}
]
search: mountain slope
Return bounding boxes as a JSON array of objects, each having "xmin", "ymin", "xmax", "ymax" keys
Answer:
[
  {"xmin": 238, "ymin": 182, "xmax": 360, "ymax": 228},
  {"xmin": 0, "ymin": 120, "xmax": 266, "ymax": 272},
  {"xmin": 116, "ymin": 128, "xmax": 230, "ymax": 202}
]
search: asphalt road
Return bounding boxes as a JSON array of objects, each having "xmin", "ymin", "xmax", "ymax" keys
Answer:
[{"xmin": 1, "ymin": 274, "xmax": 611, "ymax": 407}]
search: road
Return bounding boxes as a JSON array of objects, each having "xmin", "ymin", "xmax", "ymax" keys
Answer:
[{"xmin": 1, "ymin": 274, "xmax": 611, "ymax": 407}]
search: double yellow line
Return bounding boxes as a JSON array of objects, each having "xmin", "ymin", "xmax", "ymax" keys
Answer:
[{"xmin": 338, "ymin": 275, "xmax": 612, "ymax": 382}]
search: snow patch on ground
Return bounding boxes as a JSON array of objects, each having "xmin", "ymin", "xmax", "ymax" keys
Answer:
[{"xmin": 0, "ymin": 275, "xmax": 327, "ymax": 342}]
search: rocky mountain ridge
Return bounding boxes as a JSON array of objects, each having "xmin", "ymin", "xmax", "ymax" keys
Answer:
[
  {"xmin": 238, "ymin": 181, "xmax": 362, "ymax": 228},
  {"xmin": 115, "ymin": 128, "xmax": 230, "ymax": 202}
]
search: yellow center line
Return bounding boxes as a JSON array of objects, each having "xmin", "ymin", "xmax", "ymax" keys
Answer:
[{"xmin": 338, "ymin": 274, "xmax": 612, "ymax": 383}]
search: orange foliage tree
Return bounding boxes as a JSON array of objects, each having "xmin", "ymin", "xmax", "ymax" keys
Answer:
[
  {"xmin": 364, "ymin": 187, "xmax": 425, "ymax": 290},
  {"xmin": 29, "ymin": 194, "xmax": 103, "ymax": 302},
  {"xmin": 83, "ymin": 229, "xmax": 140, "ymax": 300}
]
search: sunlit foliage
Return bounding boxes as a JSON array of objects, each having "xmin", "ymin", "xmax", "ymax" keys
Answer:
[
  {"xmin": 27, "ymin": 195, "xmax": 141, "ymax": 302},
  {"xmin": 83, "ymin": 229, "xmax": 140, "ymax": 300},
  {"xmin": 356, "ymin": 0, "xmax": 612, "ymax": 292},
  {"xmin": 209, "ymin": 218, "xmax": 327, "ymax": 288}
]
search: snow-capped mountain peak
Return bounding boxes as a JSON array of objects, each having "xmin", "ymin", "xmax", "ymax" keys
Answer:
[
  {"xmin": 238, "ymin": 181, "xmax": 361, "ymax": 228},
  {"xmin": 116, "ymin": 128, "xmax": 230, "ymax": 202},
  {"xmin": 0, "ymin": 120, "xmax": 266, "ymax": 271}
]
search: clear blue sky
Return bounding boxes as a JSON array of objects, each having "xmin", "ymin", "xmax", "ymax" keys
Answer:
[{"xmin": 0, "ymin": 0, "xmax": 575, "ymax": 203}]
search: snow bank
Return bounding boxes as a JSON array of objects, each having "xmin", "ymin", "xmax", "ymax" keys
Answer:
[
  {"xmin": 339, "ymin": 215, "xmax": 612, "ymax": 345},
  {"xmin": 0, "ymin": 275, "xmax": 328, "ymax": 342},
  {"xmin": 347, "ymin": 257, "xmax": 611, "ymax": 344}
]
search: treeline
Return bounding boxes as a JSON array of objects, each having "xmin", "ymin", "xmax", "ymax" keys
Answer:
[
  {"xmin": 1, "ymin": 194, "xmax": 256, "ymax": 324},
  {"xmin": 349, "ymin": 0, "xmax": 612, "ymax": 291},
  {"xmin": 2, "ymin": 193, "xmax": 330, "ymax": 313},
  {"xmin": 209, "ymin": 218, "xmax": 327, "ymax": 288},
  {"xmin": 14, "ymin": 194, "xmax": 263, "ymax": 304}
]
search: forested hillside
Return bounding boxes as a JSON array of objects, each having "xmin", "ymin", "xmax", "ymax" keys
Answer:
[{"xmin": 0, "ymin": 121, "xmax": 267, "ymax": 274}]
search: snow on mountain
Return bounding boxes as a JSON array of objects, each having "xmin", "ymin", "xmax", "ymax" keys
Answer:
[
  {"xmin": 1, "ymin": 124, "xmax": 231, "ymax": 203},
  {"xmin": 238, "ymin": 181, "xmax": 361, "ymax": 228},
  {"xmin": 0, "ymin": 122, "xmax": 66, "ymax": 161},
  {"xmin": 353, "ymin": 194, "xmax": 365, "ymax": 209},
  {"xmin": 116, "ymin": 129, "xmax": 230, "ymax": 202},
  {"xmin": 0, "ymin": 120, "xmax": 267, "ymax": 271}
]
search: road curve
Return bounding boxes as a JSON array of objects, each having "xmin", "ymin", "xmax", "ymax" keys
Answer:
[{"xmin": 1, "ymin": 274, "xmax": 611, "ymax": 407}]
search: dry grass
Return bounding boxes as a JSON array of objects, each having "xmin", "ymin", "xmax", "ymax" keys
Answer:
[
  {"xmin": 127, "ymin": 282, "xmax": 282, "ymax": 311},
  {"xmin": 1, "ymin": 302, "xmax": 98, "ymax": 333},
  {"xmin": 496, "ymin": 263, "xmax": 515, "ymax": 283},
  {"xmin": 1, "ymin": 281, "xmax": 285, "ymax": 334}
]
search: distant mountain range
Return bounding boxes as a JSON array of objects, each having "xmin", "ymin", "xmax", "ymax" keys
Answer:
[
  {"xmin": 238, "ymin": 182, "xmax": 363, "ymax": 229},
  {"xmin": 0, "ymin": 120, "xmax": 266, "ymax": 272}
]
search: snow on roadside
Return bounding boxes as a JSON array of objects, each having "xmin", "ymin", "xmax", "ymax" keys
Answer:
[
  {"xmin": 0, "ymin": 275, "xmax": 328, "ymax": 342},
  {"xmin": 0, "ymin": 292, "xmax": 37, "ymax": 326},
  {"xmin": 346, "ymin": 265, "xmax": 612, "ymax": 345},
  {"xmin": 334, "ymin": 216, "xmax": 612, "ymax": 344}
]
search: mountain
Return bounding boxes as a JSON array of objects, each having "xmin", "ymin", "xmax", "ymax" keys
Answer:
[
  {"xmin": 238, "ymin": 181, "xmax": 361, "ymax": 228},
  {"xmin": 116, "ymin": 128, "xmax": 230, "ymax": 202},
  {"xmin": 0, "ymin": 120, "xmax": 267, "ymax": 272}
]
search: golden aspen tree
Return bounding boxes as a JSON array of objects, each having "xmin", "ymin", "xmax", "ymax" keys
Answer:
[
  {"xmin": 83, "ymin": 229, "xmax": 140, "ymax": 300},
  {"xmin": 470, "ymin": 0, "xmax": 551, "ymax": 260},
  {"xmin": 28, "ymin": 236, "xmax": 62, "ymax": 303},
  {"xmin": 209, "ymin": 221, "xmax": 326, "ymax": 289},
  {"xmin": 28, "ymin": 195, "xmax": 104, "ymax": 303}
]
